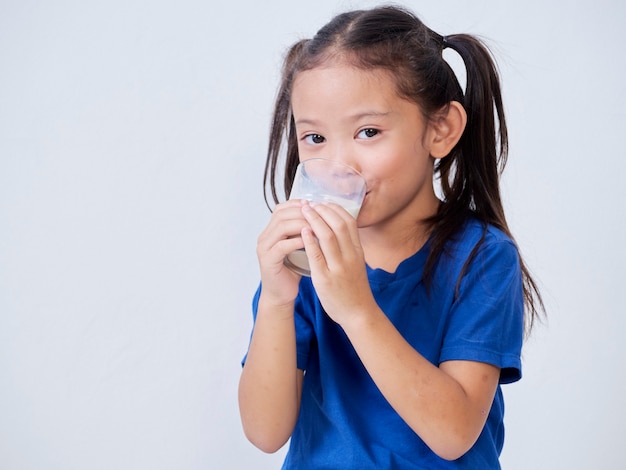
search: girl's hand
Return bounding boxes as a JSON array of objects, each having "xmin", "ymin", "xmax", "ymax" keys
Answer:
[
  {"xmin": 256, "ymin": 199, "xmax": 309, "ymax": 306},
  {"xmin": 300, "ymin": 202, "xmax": 376, "ymax": 324}
]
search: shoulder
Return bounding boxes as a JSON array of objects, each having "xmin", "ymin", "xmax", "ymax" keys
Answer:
[
  {"xmin": 457, "ymin": 216, "xmax": 513, "ymax": 245},
  {"xmin": 447, "ymin": 217, "xmax": 518, "ymax": 260},
  {"xmin": 434, "ymin": 217, "xmax": 520, "ymax": 285}
]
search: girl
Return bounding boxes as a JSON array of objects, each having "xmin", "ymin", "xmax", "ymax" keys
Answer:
[{"xmin": 239, "ymin": 5, "xmax": 542, "ymax": 469}]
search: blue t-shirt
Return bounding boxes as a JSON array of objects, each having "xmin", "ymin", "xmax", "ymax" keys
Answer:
[{"xmin": 246, "ymin": 218, "xmax": 524, "ymax": 469}]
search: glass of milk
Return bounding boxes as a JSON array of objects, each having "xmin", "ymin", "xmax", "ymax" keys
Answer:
[{"xmin": 283, "ymin": 158, "xmax": 367, "ymax": 276}]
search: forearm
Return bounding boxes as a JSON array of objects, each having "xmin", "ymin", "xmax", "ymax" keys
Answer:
[
  {"xmin": 238, "ymin": 297, "xmax": 302, "ymax": 453},
  {"xmin": 342, "ymin": 306, "xmax": 499, "ymax": 461}
]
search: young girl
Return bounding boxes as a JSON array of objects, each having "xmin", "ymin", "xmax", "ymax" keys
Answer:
[{"xmin": 239, "ymin": 5, "xmax": 542, "ymax": 469}]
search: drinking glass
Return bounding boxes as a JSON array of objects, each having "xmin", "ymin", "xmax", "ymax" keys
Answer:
[{"xmin": 283, "ymin": 158, "xmax": 367, "ymax": 276}]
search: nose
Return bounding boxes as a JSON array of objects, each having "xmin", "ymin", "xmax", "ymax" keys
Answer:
[{"xmin": 325, "ymin": 145, "xmax": 360, "ymax": 174}]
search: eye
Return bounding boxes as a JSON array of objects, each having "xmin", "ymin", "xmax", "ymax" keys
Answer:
[
  {"xmin": 357, "ymin": 128, "xmax": 379, "ymax": 139},
  {"xmin": 303, "ymin": 134, "xmax": 325, "ymax": 144}
]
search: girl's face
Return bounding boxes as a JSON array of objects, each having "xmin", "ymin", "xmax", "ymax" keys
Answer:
[{"xmin": 291, "ymin": 64, "xmax": 441, "ymax": 236}]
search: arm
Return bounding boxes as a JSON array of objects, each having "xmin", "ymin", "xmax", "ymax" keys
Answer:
[
  {"xmin": 341, "ymin": 309, "xmax": 499, "ymax": 461},
  {"xmin": 238, "ymin": 200, "xmax": 308, "ymax": 453},
  {"xmin": 238, "ymin": 297, "xmax": 304, "ymax": 453},
  {"xmin": 300, "ymin": 202, "xmax": 501, "ymax": 460}
]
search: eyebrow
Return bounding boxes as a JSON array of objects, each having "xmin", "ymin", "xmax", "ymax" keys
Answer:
[
  {"xmin": 294, "ymin": 111, "xmax": 391, "ymax": 126},
  {"xmin": 351, "ymin": 111, "xmax": 391, "ymax": 120}
]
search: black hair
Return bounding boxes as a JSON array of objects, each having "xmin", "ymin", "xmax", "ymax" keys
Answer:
[{"xmin": 263, "ymin": 5, "xmax": 543, "ymax": 332}]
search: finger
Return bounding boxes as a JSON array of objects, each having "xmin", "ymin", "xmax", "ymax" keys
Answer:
[
  {"xmin": 301, "ymin": 225, "xmax": 327, "ymax": 274},
  {"xmin": 301, "ymin": 203, "xmax": 363, "ymax": 275},
  {"xmin": 301, "ymin": 203, "xmax": 341, "ymax": 261},
  {"xmin": 257, "ymin": 203, "xmax": 310, "ymax": 263},
  {"xmin": 273, "ymin": 198, "xmax": 308, "ymax": 212},
  {"xmin": 308, "ymin": 202, "xmax": 360, "ymax": 255},
  {"xmin": 261, "ymin": 204, "xmax": 309, "ymax": 241}
]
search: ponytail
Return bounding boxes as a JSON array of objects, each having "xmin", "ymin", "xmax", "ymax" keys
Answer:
[
  {"xmin": 441, "ymin": 34, "xmax": 507, "ymax": 225},
  {"xmin": 429, "ymin": 34, "xmax": 544, "ymax": 332}
]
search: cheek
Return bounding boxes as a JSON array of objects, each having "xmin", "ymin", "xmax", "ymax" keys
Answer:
[
  {"xmin": 362, "ymin": 141, "xmax": 433, "ymax": 185},
  {"xmin": 368, "ymin": 155, "xmax": 410, "ymax": 183}
]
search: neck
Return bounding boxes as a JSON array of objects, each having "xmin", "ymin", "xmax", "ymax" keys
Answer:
[{"xmin": 359, "ymin": 217, "xmax": 433, "ymax": 273}]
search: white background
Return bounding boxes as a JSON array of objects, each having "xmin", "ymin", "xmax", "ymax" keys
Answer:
[{"xmin": 1, "ymin": 1, "xmax": 624, "ymax": 468}]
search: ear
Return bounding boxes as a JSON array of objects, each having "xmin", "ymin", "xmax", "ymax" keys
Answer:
[{"xmin": 428, "ymin": 101, "xmax": 467, "ymax": 159}]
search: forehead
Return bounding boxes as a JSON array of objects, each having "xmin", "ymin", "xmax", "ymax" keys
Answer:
[
  {"xmin": 294, "ymin": 64, "xmax": 396, "ymax": 89},
  {"xmin": 291, "ymin": 65, "xmax": 400, "ymax": 109}
]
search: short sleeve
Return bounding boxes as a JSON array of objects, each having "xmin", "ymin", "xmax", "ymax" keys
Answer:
[
  {"xmin": 293, "ymin": 285, "xmax": 316, "ymax": 371},
  {"xmin": 241, "ymin": 281, "xmax": 316, "ymax": 372},
  {"xmin": 439, "ymin": 239, "xmax": 525, "ymax": 384}
]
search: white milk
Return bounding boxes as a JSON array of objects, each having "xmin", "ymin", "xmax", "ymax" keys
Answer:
[{"xmin": 300, "ymin": 194, "xmax": 362, "ymax": 218}]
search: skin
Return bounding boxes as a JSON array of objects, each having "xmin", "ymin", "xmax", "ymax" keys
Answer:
[{"xmin": 238, "ymin": 63, "xmax": 500, "ymax": 461}]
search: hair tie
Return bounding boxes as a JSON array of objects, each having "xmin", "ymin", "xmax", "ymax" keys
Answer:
[{"xmin": 442, "ymin": 35, "xmax": 449, "ymax": 49}]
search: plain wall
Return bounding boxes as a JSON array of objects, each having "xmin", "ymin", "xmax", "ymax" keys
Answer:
[{"xmin": 1, "ymin": 0, "xmax": 624, "ymax": 468}]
